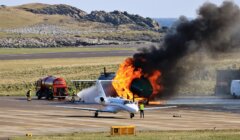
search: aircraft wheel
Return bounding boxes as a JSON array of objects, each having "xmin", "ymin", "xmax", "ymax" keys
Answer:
[
  {"xmin": 130, "ymin": 113, "xmax": 134, "ymax": 119},
  {"xmin": 36, "ymin": 91, "xmax": 42, "ymax": 100},
  {"xmin": 94, "ymin": 111, "xmax": 98, "ymax": 118},
  {"xmin": 37, "ymin": 95, "xmax": 42, "ymax": 100}
]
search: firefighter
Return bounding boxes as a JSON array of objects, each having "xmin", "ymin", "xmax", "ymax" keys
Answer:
[
  {"xmin": 71, "ymin": 90, "xmax": 76, "ymax": 103},
  {"xmin": 26, "ymin": 89, "xmax": 32, "ymax": 101},
  {"xmin": 139, "ymin": 102, "xmax": 145, "ymax": 118}
]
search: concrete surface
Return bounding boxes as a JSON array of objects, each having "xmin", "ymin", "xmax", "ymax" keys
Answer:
[{"xmin": 0, "ymin": 96, "xmax": 240, "ymax": 138}]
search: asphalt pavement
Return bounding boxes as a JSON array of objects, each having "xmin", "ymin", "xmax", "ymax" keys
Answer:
[
  {"xmin": 0, "ymin": 50, "xmax": 135, "ymax": 60},
  {"xmin": 0, "ymin": 96, "xmax": 240, "ymax": 138}
]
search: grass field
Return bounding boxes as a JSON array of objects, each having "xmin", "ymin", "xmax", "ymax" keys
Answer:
[
  {"xmin": 0, "ymin": 47, "xmax": 135, "ymax": 55},
  {"xmin": 11, "ymin": 130, "xmax": 240, "ymax": 140},
  {"xmin": 0, "ymin": 50, "xmax": 240, "ymax": 96},
  {"xmin": 0, "ymin": 57, "xmax": 125, "ymax": 95},
  {"xmin": 0, "ymin": 7, "xmax": 75, "ymax": 29},
  {"xmin": 174, "ymin": 51, "xmax": 240, "ymax": 95}
]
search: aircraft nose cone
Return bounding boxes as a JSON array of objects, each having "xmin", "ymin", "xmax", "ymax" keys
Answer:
[
  {"xmin": 127, "ymin": 104, "xmax": 139, "ymax": 113},
  {"xmin": 136, "ymin": 106, "xmax": 139, "ymax": 111},
  {"xmin": 135, "ymin": 106, "xmax": 139, "ymax": 113}
]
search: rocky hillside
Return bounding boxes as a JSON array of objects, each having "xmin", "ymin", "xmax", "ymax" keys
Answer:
[
  {"xmin": 86, "ymin": 10, "xmax": 159, "ymax": 29},
  {"xmin": 0, "ymin": 3, "xmax": 163, "ymax": 48},
  {"xmin": 18, "ymin": 3, "xmax": 160, "ymax": 30},
  {"xmin": 20, "ymin": 4, "xmax": 87, "ymax": 19}
]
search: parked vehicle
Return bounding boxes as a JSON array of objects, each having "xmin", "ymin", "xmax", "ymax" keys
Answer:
[
  {"xmin": 36, "ymin": 76, "xmax": 68, "ymax": 100},
  {"xmin": 230, "ymin": 80, "xmax": 240, "ymax": 98}
]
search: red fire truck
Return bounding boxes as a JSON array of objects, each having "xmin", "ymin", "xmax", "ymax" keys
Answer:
[{"xmin": 36, "ymin": 76, "xmax": 68, "ymax": 100}]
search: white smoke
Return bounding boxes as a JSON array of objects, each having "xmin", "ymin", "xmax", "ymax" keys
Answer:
[{"xmin": 77, "ymin": 86, "xmax": 99, "ymax": 103}]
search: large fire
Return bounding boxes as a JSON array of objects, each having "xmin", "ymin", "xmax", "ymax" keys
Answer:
[{"xmin": 112, "ymin": 57, "xmax": 163, "ymax": 100}]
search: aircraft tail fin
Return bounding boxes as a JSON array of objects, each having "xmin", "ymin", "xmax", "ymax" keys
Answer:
[{"xmin": 96, "ymin": 80, "xmax": 107, "ymax": 97}]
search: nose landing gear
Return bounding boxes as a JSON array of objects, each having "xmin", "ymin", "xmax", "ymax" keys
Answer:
[{"xmin": 130, "ymin": 113, "xmax": 135, "ymax": 119}]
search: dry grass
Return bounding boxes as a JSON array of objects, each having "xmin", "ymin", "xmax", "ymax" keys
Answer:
[
  {"xmin": 0, "ymin": 6, "xmax": 162, "ymax": 41},
  {"xmin": 77, "ymin": 30, "xmax": 161, "ymax": 41},
  {"xmin": 0, "ymin": 47, "xmax": 135, "ymax": 55},
  {"xmin": 1, "ymin": 50, "xmax": 240, "ymax": 96},
  {"xmin": 177, "ymin": 51, "xmax": 240, "ymax": 95},
  {"xmin": 0, "ymin": 57, "xmax": 126, "ymax": 95},
  {"xmin": 0, "ymin": 7, "xmax": 75, "ymax": 29},
  {"xmin": 16, "ymin": 3, "xmax": 51, "ymax": 9},
  {"xmin": 11, "ymin": 130, "xmax": 240, "ymax": 140},
  {"xmin": 0, "ymin": 8, "xmax": 43, "ymax": 28}
]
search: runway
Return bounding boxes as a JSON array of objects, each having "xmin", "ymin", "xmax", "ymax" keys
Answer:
[
  {"xmin": 0, "ymin": 96, "xmax": 240, "ymax": 138},
  {"xmin": 0, "ymin": 50, "xmax": 135, "ymax": 60},
  {"xmin": 165, "ymin": 96, "xmax": 240, "ymax": 114}
]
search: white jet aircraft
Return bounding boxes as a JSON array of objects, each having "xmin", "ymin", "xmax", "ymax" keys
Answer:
[{"xmin": 57, "ymin": 80, "xmax": 177, "ymax": 118}]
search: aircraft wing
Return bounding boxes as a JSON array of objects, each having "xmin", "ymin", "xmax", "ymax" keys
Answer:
[
  {"xmin": 144, "ymin": 106, "xmax": 177, "ymax": 111},
  {"xmin": 56, "ymin": 106, "xmax": 115, "ymax": 113}
]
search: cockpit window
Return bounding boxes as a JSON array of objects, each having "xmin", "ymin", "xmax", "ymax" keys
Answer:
[
  {"xmin": 123, "ymin": 100, "xmax": 130, "ymax": 104},
  {"xmin": 123, "ymin": 100, "xmax": 133, "ymax": 104}
]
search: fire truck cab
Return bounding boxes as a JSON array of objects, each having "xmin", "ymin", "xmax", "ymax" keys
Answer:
[{"xmin": 36, "ymin": 76, "xmax": 68, "ymax": 100}]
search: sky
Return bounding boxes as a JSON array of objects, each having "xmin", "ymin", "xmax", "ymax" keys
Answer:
[{"xmin": 1, "ymin": 0, "xmax": 240, "ymax": 18}]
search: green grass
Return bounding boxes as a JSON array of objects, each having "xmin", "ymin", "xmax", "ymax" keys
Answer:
[
  {"xmin": 11, "ymin": 130, "xmax": 240, "ymax": 140},
  {"xmin": 0, "ymin": 47, "xmax": 135, "ymax": 55}
]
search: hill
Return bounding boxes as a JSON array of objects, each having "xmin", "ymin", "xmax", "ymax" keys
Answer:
[
  {"xmin": 0, "ymin": 3, "xmax": 162, "ymax": 48},
  {"xmin": 18, "ymin": 3, "xmax": 159, "ymax": 29}
]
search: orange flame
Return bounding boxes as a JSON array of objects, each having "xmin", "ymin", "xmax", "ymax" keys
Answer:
[{"xmin": 112, "ymin": 57, "xmax": 162, "ymax": 100}]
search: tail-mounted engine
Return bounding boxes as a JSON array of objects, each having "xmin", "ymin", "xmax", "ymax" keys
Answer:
[
  {"xmin": 100, "ymin": 97, "xmax": 105, "ymax": 102},
  {"xmin": 95, "ymin": 96, "xmax": 106, "ymax": 104}
]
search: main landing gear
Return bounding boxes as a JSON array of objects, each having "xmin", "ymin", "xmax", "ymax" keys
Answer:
[
  {"xmin": 94, "ymin": 111, "xmax": 99, "ymax": 118},
  {"xmin": 130, "ymin": 113, "xmax": 134, "ymax": 119}
]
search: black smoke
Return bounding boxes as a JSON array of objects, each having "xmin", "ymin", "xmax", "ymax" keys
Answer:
[{"xmin": 133, "ymin": 1, "xmax": 240, "ymax": 97}]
